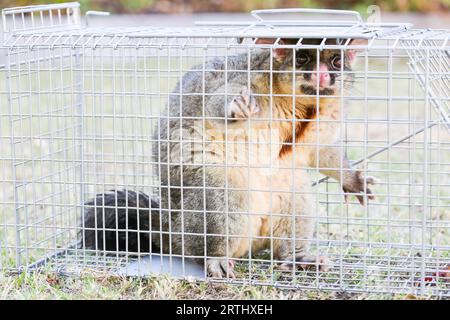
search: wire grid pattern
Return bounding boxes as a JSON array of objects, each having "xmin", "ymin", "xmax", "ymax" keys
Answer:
[
  {"xmin": 1, "ymin": 2, "xmax": 80, "ymax": 34},
  {"xmin": 0, "ymin": 3, "xmax": 449, "ymax": 297}
]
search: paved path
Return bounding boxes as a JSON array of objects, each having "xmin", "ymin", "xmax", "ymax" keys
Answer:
[
  {"xmin": 0, "ymin": 12, "xmax": 448, "ymax": 33},
  {"xmin": 85, "ymin": 12, "xmax": 449, "ymax": 29}
]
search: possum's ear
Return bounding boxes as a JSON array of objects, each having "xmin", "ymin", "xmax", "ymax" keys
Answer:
[
  {"xmin": 255, "ymin": 38, "xmax": 289, "ymax": 61},
  {"xmin": 347, "ymin": 38, "xmax": 369, "ymax": 64}
]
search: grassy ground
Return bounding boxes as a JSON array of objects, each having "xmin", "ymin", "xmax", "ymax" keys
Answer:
[{"xmin": 1, "ymin": 270, "xmax": 425, "ymax": 299}]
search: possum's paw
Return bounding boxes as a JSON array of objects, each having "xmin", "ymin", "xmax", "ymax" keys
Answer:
[
  {"xmin": 206, "ymin": 258, "xmax": 236, "ymax": 278},
  {"xmin": 279, "ymin": 255, "xmax": 332, "ymax": 272},
  {"xmin": 227, "ymin": 87, "xmax": 260, "ymax": 120},
  {"xmin": 343, "ymin": 171, "xmax": 378, "ymax": 206}
]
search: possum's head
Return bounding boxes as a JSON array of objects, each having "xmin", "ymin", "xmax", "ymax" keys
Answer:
[{"xmin": 256, "ymin": 38, "xmax": 368, "ymax": 96}]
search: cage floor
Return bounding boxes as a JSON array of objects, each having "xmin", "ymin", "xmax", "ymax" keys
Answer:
[{"xmin": 30, "ymin": 245, "xmax": 450, "ymax": 297}]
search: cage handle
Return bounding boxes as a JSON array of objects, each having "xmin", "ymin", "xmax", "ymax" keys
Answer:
[
  {"xmin": 251, "ymin": 8, "xmax": 364, "ymax": 25},
  {"xmin": 85, "ymin": 10, "xmax": 110, "ymax": 27}
]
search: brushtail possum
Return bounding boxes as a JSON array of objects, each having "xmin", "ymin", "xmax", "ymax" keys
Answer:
[{"xmin": 81, "ymin": 38, "xmax": 376, "ymax": 277}]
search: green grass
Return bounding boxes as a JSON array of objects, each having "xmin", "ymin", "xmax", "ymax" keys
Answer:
[{"xmin": 1, "ymin": 270, "xmax": 432, "ymax": 300}]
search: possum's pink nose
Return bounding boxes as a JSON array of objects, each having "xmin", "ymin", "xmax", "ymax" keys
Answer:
[{"xmin": 310, "ymin": 63, "xmax": 330, "ymax": 88}]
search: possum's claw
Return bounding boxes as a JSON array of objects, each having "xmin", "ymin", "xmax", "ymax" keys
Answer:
[
  {"xmin": 207, "ymin": 258, "xmax": 236, "ymax": 278},
  {"xmin": 343, "ymin": 171, "xmax": 378, "ymax": 206},
  {"xmin": 280, "ymin": 255, "xmax": 332, "ymax": 272},
  {"xmin": 227, "ymin": 87, "xmax": 260, "ymax": 120}
]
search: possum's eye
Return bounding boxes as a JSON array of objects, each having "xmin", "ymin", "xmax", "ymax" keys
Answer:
[
  {"xmin": 331, "ymin": 55, "xmax": 342, "ymax": 70},
  {"xmin": 296, "ymin": 52, "xmax": 310, "ymax": 67}
]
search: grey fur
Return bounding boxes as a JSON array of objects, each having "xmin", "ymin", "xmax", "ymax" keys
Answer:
[
  {"xmin": 152, "ymin": 49, "xmax": 274, "ymax": 259},
  {"xmin": 81, "ymin": 49, "xmax": 275, "ymax": 260}
]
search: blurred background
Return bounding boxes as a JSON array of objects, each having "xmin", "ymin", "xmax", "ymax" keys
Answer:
[
  {"xmin": 2, "ymin": 0, "xmax": 449, "ymax": 14},
  {"xmin": 2, "ymin": 0, "xmax": 448, "ymax": 29}
]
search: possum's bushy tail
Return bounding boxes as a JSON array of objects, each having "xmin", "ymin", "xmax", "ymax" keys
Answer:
[{"xmin": 81, "ymin": 189, "xmax": 159, "ymax": 253}]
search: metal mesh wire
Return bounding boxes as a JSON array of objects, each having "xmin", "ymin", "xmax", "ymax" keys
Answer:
[{"xmin": 0, "ymin": 3, "xmax": 449, "ymax": 297}]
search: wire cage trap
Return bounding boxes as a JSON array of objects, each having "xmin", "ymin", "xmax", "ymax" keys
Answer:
[{"xmin": 0, "ymin": 2, "xmax": 449, "ymax": 297}]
